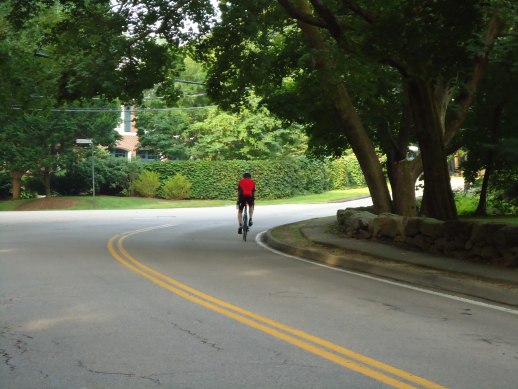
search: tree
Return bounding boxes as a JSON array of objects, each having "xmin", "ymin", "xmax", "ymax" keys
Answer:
[
  {"xmin": 194, "ymin": 0, "xmax": 515, "ymax": 219},
  {"xmin": 10, "ymin": 1, "xmax": 516, "ymax": 218},
  {"xmin": 136, "ymin": 57, "xmax": 308, "ymax": 160},
  {"xmin": 2, "ymin": 100, "xmax": 120, "ymax": 198},
  {"xmin": 136, "ymin": 57, "xmax": 213, "ymax": 160},
  {"xmin": 461, "ymin": 31, "xmax": 518, "ymax": 215},
  {"xmin": 6, "ymin": 0, "xmax": 206, "ymax": 103},
  {"xmin": 137, "ymin": 108, "xmax": 197, "ymax": 160},
  {"xmin": 0, "ymin": 1, "xmax": 61, "ymax": 198},
  {"xmin": 1, "ymin": 0, "xmax": 195, "ymax": 197},
  {"xmin": 190, "ymin": 107, "xmax": 307, "ymax": 160}
]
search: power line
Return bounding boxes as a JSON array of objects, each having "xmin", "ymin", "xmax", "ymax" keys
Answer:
[
  {"xmin": 11, "ymin": 105, "xmax": 218, "ymax": 113},
  {"xmin": 173, "ymin": 79, "xmax": 206, "ymax": 85}
]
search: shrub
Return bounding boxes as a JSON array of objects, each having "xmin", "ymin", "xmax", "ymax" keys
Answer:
[
  {"xmin": 162, "ymin": 174, "xmax": 192, "ymax": 200},
  {"xmin": 327, "ymin": 154, "xmax": 366, "ymax": 189},
  {"xmin": 50, "ymin": 151, "xmax": 144, "ymax": 196},
  {"xmin": 94, "ymin": 156, "xmax": 143, "ymax": 196},
  {"xmin": 454, "ymin": 192, "xmax": 479, "ymax": 215},
  {"xmin": 146, "ymin": 156, "xmax": 335, "ymax": 200},
  {"xmin": 133, "ymin": 170, "xmax": 160, "ymax": 198}
]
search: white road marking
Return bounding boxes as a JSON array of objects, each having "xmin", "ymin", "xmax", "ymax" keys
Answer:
[{"xmin": 256, "ymin": 232, "xmax": 518, "ymax": 316}]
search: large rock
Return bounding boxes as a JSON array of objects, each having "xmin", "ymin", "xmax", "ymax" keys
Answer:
[
  {"xmin": 405, "ymin": 217, "xmax": 422, "ymax": 237},
  {"xmin": 443, "ymin": 220, "xmax": 474, "ymax": 241},
  {"xmin": 466, "ymin": 223, "xmax": 506, "ymax": 250},
  {"xmin": 336, "ymin": 207, "xmax": 517, "ymax": 267},
  {"xmin": 493, "ymin": 225, "xmax": 518, "ymax": 247},
  {"xmin": 372, "ymin": 213, "xmax": 406, "ymax": 241},
  {"xmin": 419, "ymin": 218, "xmax": 444, "ymax": 239},
  {"xmin": 337, "ymin": 209, "xmax": 377, "ymax": 238}
]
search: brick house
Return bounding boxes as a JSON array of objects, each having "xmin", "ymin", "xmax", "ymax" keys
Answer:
[{"xmin": 113, "ymin": 105, "xmax": 158, "ymax": 162}]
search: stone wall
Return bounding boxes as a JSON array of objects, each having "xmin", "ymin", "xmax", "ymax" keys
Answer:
[{"xmin": 337, "ymin": 208, "xmax": 518, "ymax": 267}]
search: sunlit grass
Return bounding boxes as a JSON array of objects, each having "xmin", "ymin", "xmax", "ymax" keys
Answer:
[
  {"xmin": 261, "ymin": 188, "xmax": 370, "ymax": 205},
  {"xmin": 459, "ymin": 215, "xmax": 518, "ymax": 225},
  {"xmin": 0, "ymin": 198, "xmax": 32, "ymax": 211},
  {"xmin": 0, "ymin": 188, "xmax": 370, "ymax": 211},
  {"xmin": 3, "ymin": 189, "xmax": 516, "ymax": 225},
  {"xmin": 67, "ymin": 196, "xmax": 234, "ymax": 210}
]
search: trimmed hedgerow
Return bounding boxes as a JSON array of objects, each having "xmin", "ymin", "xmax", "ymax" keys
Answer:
[
  {"xmin": 327, "ymin": 155, "xmax": 366, "ymax": 190},
  {"xmin": 143, "ymin": 156, "xmax": 361, "ymax": 200}
]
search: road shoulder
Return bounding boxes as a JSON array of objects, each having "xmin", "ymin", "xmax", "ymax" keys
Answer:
[{"xmin": 262, "ymin": 217, "xmax": 518, "ymax": 308}]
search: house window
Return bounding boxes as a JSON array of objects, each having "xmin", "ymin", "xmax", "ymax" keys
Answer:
[
  {"xmin": 114, "ymin": 148, "xmax": 128, "ymax": 158},
  {"xmin": 124, "ymin": 105, "xmax": 132, "ymax": 132},
  {"xmin": 136, "ymin": 150, "xmax": 159, "ymax": 162}
]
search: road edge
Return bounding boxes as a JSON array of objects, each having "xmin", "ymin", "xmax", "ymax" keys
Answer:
[{"xmin": 261, "ymin": 221, "xmax": 518, "ymax": 309}]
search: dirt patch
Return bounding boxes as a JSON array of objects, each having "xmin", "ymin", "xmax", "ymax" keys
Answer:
[{"xmin": 15, "ymin": 197, "xmax": 81, "ymax": 211}]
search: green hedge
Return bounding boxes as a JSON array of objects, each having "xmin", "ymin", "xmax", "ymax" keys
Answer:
[
  {"xmin": 145, "ymin": 156, "xmax": 365, "ymax": 200},
  {"xmin": 326, "ymin": 155, "xmax": 366, "ymax": 190}
]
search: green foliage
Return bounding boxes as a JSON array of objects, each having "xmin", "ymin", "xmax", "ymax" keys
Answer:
[
  {"xmin": 0, "ymin": 170, "xmax": 11, "ymax": 199},
  {"xmin": 327, "ymin": 154, "xmax": 366, "ymax": 190},
  {"xmin": 16, "ymin": 174, "xmax": 41, "ymax": 198},
  {"xmin": 487, "ymin": 169, "xmax": 518, "ymax": 215},
  {"xmin": 190, "ymin": 107, "xmax": 307, "ymax": 160},
  {"xmin": 133, "ymin": 170, "xmax": 161, "ymax": 198},
  {"xmin": 193, "ymin": 0, "xmax": 518, "ymax": 218},
  {"xmin": 136, "ymin": 57, "xmax": 308, "ymax": 161},
  {"xmin": 89, "ymin": 153, "xmax": 144, "ymax": 196},
  {"xmin": 161, "ymin": 174, "xmax": 192, "ymax": 200},
  {"xmin": 145, "ymin": 157, "xmax": 338, "ymax": 200},
  {"xmin": 49, "ymin": 151, "xmax": 143, "ymax": 196},
  {"xmin": 454, "ymin": 192, "xmax": 480, "ymax": 216},
  {"xmin": 455, "ymin": 188, "xmax": 518, "ymax": 216}
]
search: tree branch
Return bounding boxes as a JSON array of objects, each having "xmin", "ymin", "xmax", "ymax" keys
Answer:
[
  {"xmin": 309, "ymin": 0, "xmax": 343, "ymax": 39},
  {"xmin": 277, "ymin": 0, "xmax": 327, "ymax": 29},
  {"xmin": 381, "ymin": 57, "xmax": 409, "ymax": 77},
  {"xmin": 445, "ymin": 14, "xmax": 504, "ymax": 144},
  {"xmin": 341, "ymin": 0, "xmax": 375, "ymax": 24}
]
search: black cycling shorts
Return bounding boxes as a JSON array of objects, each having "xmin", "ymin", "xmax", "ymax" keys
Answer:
[{"xmin": 238, "ymin": 196, "xmax": 254, "ymax": 211}]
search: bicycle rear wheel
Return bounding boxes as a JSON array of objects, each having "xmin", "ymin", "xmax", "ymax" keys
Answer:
[{"xmin": 242, "ymin": 208, "xmax": 248, "ymax": 242}]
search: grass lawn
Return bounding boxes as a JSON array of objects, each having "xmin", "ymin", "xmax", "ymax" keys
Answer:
[
  {"xmin": 2, "ymin": 189, "xmax": 517, "ymax": 225},
  {"xmin": 0, "ymin": 187, "xmax": 370, "ymax": 212},
  {"xmin": 459, "ymin": 215, "xmax": 518, "ymax": 225}
]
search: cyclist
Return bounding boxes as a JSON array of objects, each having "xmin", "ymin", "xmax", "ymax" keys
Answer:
[{"xmin": 237, "ymin": 172, "xmax": 255, "ymax": 235}]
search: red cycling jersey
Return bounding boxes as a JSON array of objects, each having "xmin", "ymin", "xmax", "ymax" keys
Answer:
[{"xmin": 238, "ymin": 178, "xmax": 255, "ymax": 197}]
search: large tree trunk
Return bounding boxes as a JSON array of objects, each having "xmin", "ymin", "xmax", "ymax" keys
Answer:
[
  {"xmin": 331, "ymin": 79, "xmax": 393, "ymax": 214},
  {"xmin": 10, "ymin": 171, "xmax": 23, "ymax": 200},
  {"xmin": 476, "ymin": 166, "xmax": 491, "ymax": 216},
  {"xmin": 475, "ymin": 105, "xmax": 503, "ymax": 215},
  {"xmin": 292, "ymin": 1, "xmax": 392, "ymax": 214},
  {"xmin": 43, "ymin": 169, "xmax": 52, "ymax": 198},
  {"xmin": 384, "ymin": 81, "xmax": 422, "ymax": 216},
  {"xmin": 406, "ymin": 78, "xmax": 457, "ymax": 220},
  {"xmin": 390, "ymin": 158, "xmax": 422, "ymax": 216}
]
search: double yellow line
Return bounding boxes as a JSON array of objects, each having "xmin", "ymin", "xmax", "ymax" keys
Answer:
[{"xmin": 107, "ymin": 225, "xmax": 447, "ymax": 389}]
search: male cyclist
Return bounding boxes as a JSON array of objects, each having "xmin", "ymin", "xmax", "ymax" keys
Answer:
[{"xmin": 237, "ymin": 172, "xmax": 255, "ymax": 234}]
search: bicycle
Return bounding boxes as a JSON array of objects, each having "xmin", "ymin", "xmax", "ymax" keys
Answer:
[{"xmin": 242, "ymin": 203, "xmax": 250, "ymax": 242}]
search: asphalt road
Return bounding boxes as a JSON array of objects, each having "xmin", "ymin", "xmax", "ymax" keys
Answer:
[{"xmin": 1, "ymin": 202, "xmax": 517, "ymax": 389}]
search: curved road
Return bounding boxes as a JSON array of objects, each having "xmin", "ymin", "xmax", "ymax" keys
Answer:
[{"xmin": 1, "ymin": 202, "xmax": 517, "ymax": 388}]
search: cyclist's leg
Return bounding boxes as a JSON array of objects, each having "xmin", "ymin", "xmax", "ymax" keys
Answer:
[
  {"xmin": 237, "ymin": 200, "xmax": 244, "ymax": 234},
  {"xmin": 248, "ymin": 197, "xmax": 255, "ymax": 226}
]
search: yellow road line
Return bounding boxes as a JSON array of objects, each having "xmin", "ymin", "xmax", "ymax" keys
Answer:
[{"xmin": 107, "ymin": 225, "xmax": 448, "ymax": 389}]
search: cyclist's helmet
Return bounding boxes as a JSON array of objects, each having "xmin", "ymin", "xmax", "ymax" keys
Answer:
[{"xmin": 243, "ymin": 172, "xmax": 252, "ymax": 179}]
